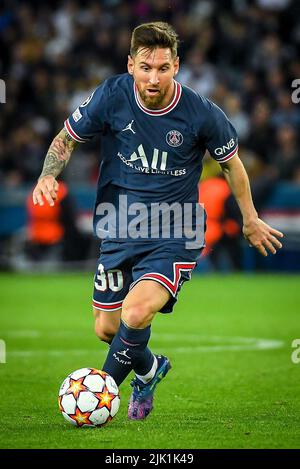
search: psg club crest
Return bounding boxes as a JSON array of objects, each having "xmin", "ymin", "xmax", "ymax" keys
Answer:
[{"xmin": 166, "ymin": 130, "xmax": 183, "ymax": 147}]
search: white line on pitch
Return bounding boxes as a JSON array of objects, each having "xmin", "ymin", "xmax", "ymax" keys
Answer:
[
  {"xmin": 7, "ymin": 338, "xmax": 284, "ymax": 358},
  {"xmin": 2, "ymin": 331, "xmax": 285, "ymax": 345}
]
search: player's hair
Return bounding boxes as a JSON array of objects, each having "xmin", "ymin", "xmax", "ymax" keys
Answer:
[{"xmin": 130, "ymin": 22, "xmax": 179, "ymax": 59}]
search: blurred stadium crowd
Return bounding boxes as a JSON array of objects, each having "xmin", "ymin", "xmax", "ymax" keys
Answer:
[
  {"xmin": 1, "ymin": 0, "xmax": 300, "ymax": 186},
  {"xmin": 0, "ymin": 0, "xmax": 299, "ymax": 271}
]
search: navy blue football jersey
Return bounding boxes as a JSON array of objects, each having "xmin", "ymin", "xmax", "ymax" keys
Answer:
[{"xmin": 65, "ymin": 73, "xmax": 238, "ymax": 246}]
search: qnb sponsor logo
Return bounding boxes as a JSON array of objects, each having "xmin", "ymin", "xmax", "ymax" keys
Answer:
[
  {"xmin": 95, "ymin": 195, "xmax": 205, "ymax": 249},
  {"xmin": 291, "ymin": 79, "xmax": 300, "ymax": 104},
  {"xmin": 0, "ymin": 340, "xmax": 6, "ymax": 363},
  {"xmin": 214, "ymin": 138, "xmax": 236, "ymax": 156},
  {"xmin": 291, "ymin": 339, "xmax": 300, "ymax": 364},
  {"xmin": 0, "ymin": 79, "xmax": 6, "ymax": 103}
]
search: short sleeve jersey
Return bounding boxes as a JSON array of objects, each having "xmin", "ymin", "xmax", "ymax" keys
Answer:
[{"xmin": 65, "ymin": 73, "xmax": 238, "ymax": 245}]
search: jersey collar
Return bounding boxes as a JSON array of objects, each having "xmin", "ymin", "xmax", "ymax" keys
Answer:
[{"xmin": 133, "ymin": 80, "xmax": 182, "ymax": 116}]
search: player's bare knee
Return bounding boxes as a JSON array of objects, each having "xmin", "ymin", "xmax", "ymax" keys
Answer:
[
  {"xmin": 94, "ymin": 320, "xmax": 116, "ymax": 344},
  {"xmin": 121, "ymin": 303, "xmax": 154, "ymax": 329}
]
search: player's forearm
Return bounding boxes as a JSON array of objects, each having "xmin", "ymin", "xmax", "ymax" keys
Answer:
[
  {"xmin": 39, "ymin": 129, "xmax": 78, "ymax": 179},
  {"xmin": 221, "ymin": 156, "xmax": 258, "ymax": 224}
]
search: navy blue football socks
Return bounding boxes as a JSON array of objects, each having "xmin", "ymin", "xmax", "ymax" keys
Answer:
[{"xmin": 102, "ymin": 320, "xmax": 154, "ymax": 386}]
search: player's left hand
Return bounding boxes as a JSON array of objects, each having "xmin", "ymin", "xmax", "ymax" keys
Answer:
[{"xmin": 243, "ymin": 217, "xmax": 284, "ymax": 257}]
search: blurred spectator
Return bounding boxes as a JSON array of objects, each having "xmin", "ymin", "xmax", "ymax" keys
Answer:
[
  {"xmin": 272, "ymin": 124, "xmax": 299, "ymax": 180},
  {"xmin": 199, "ymin": 175, "xmax": 242, "ymax": 270},
  {"xmin": 26, "ymin": 180, "xmax": 89, "ymax": 263},
  {"xmin": 223, "ymin": 93, "xmax": 250, "ymax": 142},
  {"xmin": 177, "ymin": 47, "xmax": 217, "ymax": 97},
  {"xmin": 1, "ymin": 0, "xmax": 299, "ymax": 187},
  {"xmin": 246, "ymin": 100, "xmax": 273, "ymax": 163},
  {"xmin": 271, "ymin": 90, "xmax": 300, "ymax": 129}
]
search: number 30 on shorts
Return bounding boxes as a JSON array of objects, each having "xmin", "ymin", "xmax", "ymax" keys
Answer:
[{"xmin": 94, "ymin": 267, "xmax": 124, "ymax": 292}]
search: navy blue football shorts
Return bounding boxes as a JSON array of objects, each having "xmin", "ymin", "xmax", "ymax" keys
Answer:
[{"xmin": 92, "ymin": 241, "xmax": 202, "ymax": 314}]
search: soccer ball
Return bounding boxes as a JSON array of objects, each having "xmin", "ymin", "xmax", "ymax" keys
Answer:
[{"xmin": 58, "ymin": 368, "xmax": 120, "ymax": 427}]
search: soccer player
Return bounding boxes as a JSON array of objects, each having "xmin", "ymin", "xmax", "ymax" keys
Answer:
[{"xmin": 32, "ymin": 22, "xmax": 284, "ymax": 420}]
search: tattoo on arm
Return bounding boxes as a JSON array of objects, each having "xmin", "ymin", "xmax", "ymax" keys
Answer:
[{"xmin": 39, "ymin": 129, "xmax": 78, "ymax": 179}]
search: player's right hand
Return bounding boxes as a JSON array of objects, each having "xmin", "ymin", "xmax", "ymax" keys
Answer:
[{"xmin": 32, "ymin": 175, "xmax": 59, "ymax": 207}]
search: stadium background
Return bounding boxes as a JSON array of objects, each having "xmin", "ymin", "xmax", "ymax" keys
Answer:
[
  {"xmin": 0, "ymin": 0, "xmax": 300, "ymax": 271},
  {"xmin": 0, "ymin": 0, "xmax": 300, "ymax": 450}
]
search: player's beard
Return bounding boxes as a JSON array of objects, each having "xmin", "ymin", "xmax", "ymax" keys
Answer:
[{"xmin": 137, "ymin": 82, "xmax": 171, "ymax": 109}]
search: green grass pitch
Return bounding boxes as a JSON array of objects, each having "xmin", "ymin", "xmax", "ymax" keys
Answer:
[{"xmin": 0, "ymin": 272, "xmax": 299, "ymax": 449}]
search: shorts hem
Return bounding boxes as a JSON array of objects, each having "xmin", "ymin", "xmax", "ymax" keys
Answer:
[
  {"xmin": 92, "ymin": 299, "xmax": 124, "ymax": 311},
  {"xmin": 130, "ymin": 274, "xmax": 177, "ymax": 298}
]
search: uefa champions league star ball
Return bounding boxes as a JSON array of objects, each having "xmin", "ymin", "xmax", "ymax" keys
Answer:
[{"xmin": 58, "ymin": 368, "xmax": 120, "ymax": 427}]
